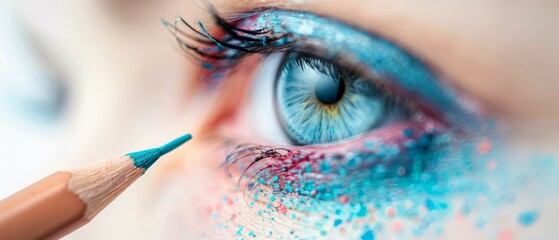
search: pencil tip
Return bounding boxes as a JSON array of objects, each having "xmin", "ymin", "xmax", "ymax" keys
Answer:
[
  {"xmin": 126, "ymin": 133, "xmax": 192, "ymax": 170},
  {"xmin": 159, "ymin": 133, "xmax": 192, "ymax": 156}
]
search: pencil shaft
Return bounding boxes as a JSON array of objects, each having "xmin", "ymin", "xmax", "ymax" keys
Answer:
[
  {"xmin": 0, "ymin": 172, "xmax": 88, "ymax": 240},
  {"xmin": 0, "ymin": 133, "xmax": 191, "ymax": 239}
]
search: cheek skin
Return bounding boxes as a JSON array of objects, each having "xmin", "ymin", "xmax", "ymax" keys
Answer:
[
  {"xmin": 152, "ymin": 167, "xmax": 236, "ymax": 238},
  {"xmin": 151, "ymin": 141, "xmax": 334, "ymax": 239},
  {"xmin": 151, "ymin": 139, "xmax": 559, "ymax": 239},
  {"xmin": 150, "ymin": 135, "xmax": 240, "ymax": 237}
]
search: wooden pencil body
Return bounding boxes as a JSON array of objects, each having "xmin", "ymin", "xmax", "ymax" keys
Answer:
[
  {"xmin": 0, "ymin": 172, "xmax": 88, "ymax": 240},
  {"xmin": 0, "ymin": 133, "xmax": 190, "ymax": 239}
]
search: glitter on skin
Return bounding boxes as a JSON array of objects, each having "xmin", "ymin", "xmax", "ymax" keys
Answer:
[
  {"xmin": 385, "ymin": 207, "xmax": 396, "ymax": 218},
  {"xmin": 334, "ymin": 219, "xmax": 343, "ymax": 227},
  {"xmin": 392, "ymin": 220, "xmax": 403, "ymax": 233},
  {"xmin": 477, "ymin": 139, "xmax": 493, "ymax": 155},
  {"xmin": 518, "ymin": 210, "xmax": 539, "ymax": 226},
  {"xmin": 497, "ymin": 229, "xmax": 514, "ymax": 240},
  {"xmin": 217, "ymin": 115, "xmax": 508, "ymax": 238},
  {"xmin": 361, "ymin": 230, "xmax": 375, "ymax": 240}
]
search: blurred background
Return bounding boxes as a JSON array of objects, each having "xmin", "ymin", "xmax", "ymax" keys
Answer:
[{"xmin": 0, "ymin": 0, "xmax": 200, "ymax": 238}]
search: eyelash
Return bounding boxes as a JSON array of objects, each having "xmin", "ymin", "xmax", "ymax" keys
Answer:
[
  {"xmin": 224, "ymin": 122, "xmax": 446, "ymax": 202},
  {"xmin": 163, "ymin": 8, "xmax": 294, "ymax": 72}
]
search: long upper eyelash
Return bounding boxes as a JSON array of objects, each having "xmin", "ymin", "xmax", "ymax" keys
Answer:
[{"xmin": 162, "ymin": 8, "xmax": 294, "ymax": 70}]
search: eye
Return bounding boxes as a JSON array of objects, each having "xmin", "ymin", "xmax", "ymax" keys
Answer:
[
  {"xmin": 273, "ymin": 52, "xmax": 412, "ymax": 145},
  {"xmin": 165, "ymin": 7, "xmax": 496, "ymax": 239},
  {"xmin": 164, "ymin": 8, "xmax": 474, "ymax": 146},
  {"xmin": 165, "ymin": 9, "xmax": 476, "ymax": 147}
]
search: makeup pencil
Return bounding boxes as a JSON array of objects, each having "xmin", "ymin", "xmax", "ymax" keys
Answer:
[{"xmin": 0, "ymin": 133, "xmax": 192, "ymax": 240}]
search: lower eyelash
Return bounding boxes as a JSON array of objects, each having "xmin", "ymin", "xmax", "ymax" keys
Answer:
[{"xmin": 224, "ymin": 121, "xmax": 450, "ymax": 202}]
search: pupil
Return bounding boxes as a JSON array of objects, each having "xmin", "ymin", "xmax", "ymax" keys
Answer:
[{"xmin": 314, "ymin": 77, "xmax": 346, "ymax": 104}]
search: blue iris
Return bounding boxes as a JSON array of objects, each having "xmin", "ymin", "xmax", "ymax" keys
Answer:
[{"xmin": 276, "ymin": 53, "xmax": 395, "ymax": 144}]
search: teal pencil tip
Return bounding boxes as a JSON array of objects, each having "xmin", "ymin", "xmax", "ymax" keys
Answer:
[
  {"xmin": 126, "ymin": 133, "xmax": 192, "ymax": 170},
  {"xmin": 159, "ymin": 133, "xmax": 192, "ymax": 156}
]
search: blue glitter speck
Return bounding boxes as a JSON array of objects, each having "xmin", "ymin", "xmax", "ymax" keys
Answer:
[
  {"xmin": 518, "ymin": 210, "xmax": 539, "ymax": 226},
  {"xmin": 361, "ymin": 230, "xmax": 375, "ymax": 240},
  {"xmin": 334, "ymin": 219, "xmax": 343, "ymax": 227}
]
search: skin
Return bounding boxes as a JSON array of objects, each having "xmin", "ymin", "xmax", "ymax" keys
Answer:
[{"xmin": 4, "ymin": 0, "xmax": 559, "ymax": 239}]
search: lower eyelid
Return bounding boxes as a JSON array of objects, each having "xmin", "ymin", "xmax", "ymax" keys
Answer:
[
  {"xmin": 224, "ymin": 119, "xmax": 447, "ymax": 193},
  {"xmin": 302, "ymin": 120, "xmax": 442, "ymax": 153}
]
